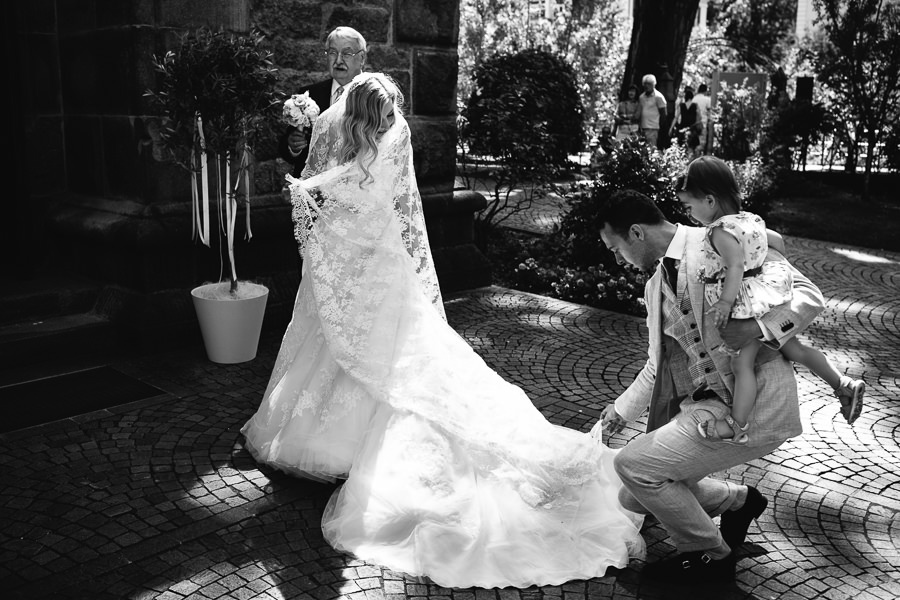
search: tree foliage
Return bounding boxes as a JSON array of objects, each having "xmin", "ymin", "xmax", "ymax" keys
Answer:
[
  {"xmin": 457, "ymin": 0, "xmax": 629, "ymax": 134},
  {"xmin": 145, "ymin": 27, "xmax": 281, "ymax": 291},
  {"xmin": 147, "ymin": 27, "xmax": 280, "ymax": 171},
  {"xmin": 505, "ymin": 138, "xmax": 690, "ymax": 315},
  {"xmin": 460, "ymin": 49, "xmax": 585, "ymax": 232},
  {"xmin": 805, "ymin": 0, "xmax": 900, "ymax": 194},
  {"xmin": 498, "ymin": 138, "xmax": 778, "ymax": 315},
  {"xmin": 466, "ymin": 49, "xmax": 584, "ymax": 168},
  {"xmin": 715, "ymin": 79, "xmax": 770, "ymax": 161},
  {"xmin": 559, "ymin": 137, "xmax": 688, "ymax": 261},
  {"xmin": 682, "ymin": 23, "xmax": 744, "ymax": 88},
  {"xmin": 772, "ymin": 96, "xmax": 835, "ymax": 170},
  {"xmin": 712, "ymin": 0, "xmax": 798, "ymax": 70}
]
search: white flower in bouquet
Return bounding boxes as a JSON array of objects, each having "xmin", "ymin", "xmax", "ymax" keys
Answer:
[{"xmin": 283, "ymin": 91, "xmax": 321, "ymax": 130}]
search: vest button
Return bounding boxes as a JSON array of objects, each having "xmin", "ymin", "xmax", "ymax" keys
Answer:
[
  {"xmin": 690, "ymin": 323, "xmax": 697, "ymax": 329},
  {"xmin": 694, "ymin": 337, "xmax": 701, "ymax": 343},
  {"xmin": 682, "ymin": 309, "xmax": 690, "ymax": 315},
  {"xmin": 704, "ymin": 367, "xmax": 712, "ymax": 373}
]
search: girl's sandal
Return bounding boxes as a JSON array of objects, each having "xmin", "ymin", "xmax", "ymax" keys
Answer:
[{"xmin": 698, "ymin": 415, "xmax": 750, "ymax": 444}]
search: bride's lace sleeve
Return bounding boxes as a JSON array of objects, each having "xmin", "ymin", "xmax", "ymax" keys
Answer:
[
  {"xmin": 290, "ymin": 102, "xmax": 345, "ymax": 257},
  {"xmin": 288, "ymin": 97, "xmax": 444, "ymax": 319},
  {"xmin": 301, "ymin": 103, "xmax": 343, "ymax": 180}
]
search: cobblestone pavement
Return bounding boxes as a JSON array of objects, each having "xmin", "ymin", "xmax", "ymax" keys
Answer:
[
  {"xmin": 453, "ymin": 176, "xmax": 569, "ymax": 235},
  {"xmin": 1, "ymin": 236, "xmax": 898, "ymax": 600}
]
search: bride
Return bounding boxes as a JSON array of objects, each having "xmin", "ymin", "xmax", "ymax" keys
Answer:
[{"xmin": 241, "ymin": 72, "xmax": 645, "ymax": 589}]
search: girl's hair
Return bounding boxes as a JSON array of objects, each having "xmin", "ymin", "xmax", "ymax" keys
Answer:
[
  {"xmin": 339, "ymin": 73, "xmax": 404, "ymax": 186},
  {"xmin": 678, "ymin": 156, "xmax": 742, "ymax": 214}
]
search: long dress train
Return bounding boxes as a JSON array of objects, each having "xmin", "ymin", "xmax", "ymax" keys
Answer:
[{"xmin": 241, "ymin": 77, "xmax": 645, "ymax": 588}]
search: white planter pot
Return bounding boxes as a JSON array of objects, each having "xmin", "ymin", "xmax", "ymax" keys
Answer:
[{"xmin": 191, "ymin": 282, "xmax": 269, "ymax": 364}]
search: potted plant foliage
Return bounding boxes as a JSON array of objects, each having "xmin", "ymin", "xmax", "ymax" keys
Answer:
[{"xmin": 146, "ymin": 27, "xmax": 280, "ymax": 363}]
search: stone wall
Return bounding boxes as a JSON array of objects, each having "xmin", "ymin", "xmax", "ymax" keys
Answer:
[
  {"xmin": 12, "ymin": 0, "xmax": 489, "ymax": 344},
  {"xmin": 251, "ymin": 0, "xmax": 489, "ymax": 290}
]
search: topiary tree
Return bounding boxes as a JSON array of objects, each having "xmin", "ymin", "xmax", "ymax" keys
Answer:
[
  {"xmin": 145, "ymin": 27, "xmax": 280, "ymax": 294},
  {"xmin": 460, "ymin": 49, "xmax": 584, "ymax": 236}
]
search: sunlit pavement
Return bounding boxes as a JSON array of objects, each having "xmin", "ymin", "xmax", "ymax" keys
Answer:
[{"xmin": 1, "ymin": 236, "xmax": 898, "ymax": 600}]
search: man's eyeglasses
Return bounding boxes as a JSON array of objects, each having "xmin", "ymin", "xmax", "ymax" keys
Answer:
[{"xmin": 325, "ymin": 49, "xmax": 365, "ymax": 61}]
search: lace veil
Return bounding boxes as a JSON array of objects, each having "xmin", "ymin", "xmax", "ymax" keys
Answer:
[
  {"xmin": 277, "ymin": 76, "xmax": 644, "ymax": 506},
  {"xmin": 289, "ymin": 76, "xmax": 444, "ymax": 316}
]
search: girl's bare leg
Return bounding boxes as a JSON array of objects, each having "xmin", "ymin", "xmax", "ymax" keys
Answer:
[
  {"xmin": 779, "ymin": 338, "xmax": 841, "ymax": 388},
  {"xmin": 780, "ymin": 338, "xmax": 866, "ymax": 424},
  {"xmin": 708, "ymin": 340, "xmax": 761, "ymax": 440}
]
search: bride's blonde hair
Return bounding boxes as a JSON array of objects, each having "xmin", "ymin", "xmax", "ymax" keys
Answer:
[{"xmin": 339, "ymin": 73, "xmax": 404, "ymax": 186}]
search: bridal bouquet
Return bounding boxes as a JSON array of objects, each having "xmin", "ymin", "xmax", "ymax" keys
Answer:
[{"xmin": 282, "ymin": 91, "xmax": 320, "ymax": 130}]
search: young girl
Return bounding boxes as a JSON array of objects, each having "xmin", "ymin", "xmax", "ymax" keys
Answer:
[{"xmin": 676, "ymin": 156, "xmax": 865, "ymax": 443}]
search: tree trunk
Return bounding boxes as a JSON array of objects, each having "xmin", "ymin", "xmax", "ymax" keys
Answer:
[
  {"xmin": 844, "ymin": 123, "xmax": 861, "ymax": 174},
  {"xmin": 621, "ymin": 0, "xmax": 701, "ymax": 146},
  {"xmin": 863, "ymin": 131, "xmax": 877, "ymax": 202}
]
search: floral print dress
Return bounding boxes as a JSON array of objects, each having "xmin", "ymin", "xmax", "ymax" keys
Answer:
[{"xmin": 697, "ymin": 212, "xmax": 793, "ymax": 319}]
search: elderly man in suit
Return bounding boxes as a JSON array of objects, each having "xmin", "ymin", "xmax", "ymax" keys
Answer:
[
  {"xmin": 591, "ymin": 189, "xmax": 825, "ymax": 583},
  {"xmin": 279, "ymin": 26, "xmax": 368, "ymax": 176}
]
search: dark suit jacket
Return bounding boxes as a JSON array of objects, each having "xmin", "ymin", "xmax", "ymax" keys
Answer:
[{"xmin": 279, "ymin": 79, "xmax": 333, "ymax": 177}]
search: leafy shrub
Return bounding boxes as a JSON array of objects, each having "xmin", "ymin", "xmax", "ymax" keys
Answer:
[
  {"xmin": 460, "ymin": 49, "xmax": 585, "ymax": 236},
  {"xmin": 562, "ymin": 137, "xmax": 689, "ymax": 266},
  {"xmin": 457, "ymin": 0, "xmax": 629, "ymax": 138},
  {"xmin": 488, "ymin": 138, "xmax": 779, "ymax": 317},
  {"xmin": 714, "ymin": 80, "xmax": 768, "ymax": 162},
  {"xmin": 465, "ymin": 49, "xmax": 584, "ymax": 173},
  {"xmin": 489, "ymin": 138, "xmax": 683, "ymax": 316},
  {"xmin": 726, "ymin": 154, "xmax": 776, "ymax": 218}
]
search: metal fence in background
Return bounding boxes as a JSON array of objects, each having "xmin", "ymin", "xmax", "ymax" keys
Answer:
[{"xmin": 796, "ymin": 132, "xmax": 892, "ymax": 173}]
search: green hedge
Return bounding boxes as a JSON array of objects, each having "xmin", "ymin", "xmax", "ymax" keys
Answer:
[{"xmin": 493, "ymin": 139, "xmax": 777, "ymax": 316}]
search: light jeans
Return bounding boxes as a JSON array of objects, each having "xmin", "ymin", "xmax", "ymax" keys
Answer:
[{"xmin": 614, "ymin": 398, "xmax": 783, "ymax": 556}]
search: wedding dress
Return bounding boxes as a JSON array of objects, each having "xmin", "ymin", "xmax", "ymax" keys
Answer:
[{"xmin": 240, "ymin": 78, "xmax": 645, "ymax": 589}]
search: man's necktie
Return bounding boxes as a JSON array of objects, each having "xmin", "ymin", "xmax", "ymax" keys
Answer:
[
  {"xmin": 331, "ymin": 85, "xmax": 344, "ymax": 106},
  {"xmin": 662, "ymin": 256, "xmax": 679, "ymax": 292}
]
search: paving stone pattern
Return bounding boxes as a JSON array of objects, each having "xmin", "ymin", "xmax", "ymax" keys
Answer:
[{"xmin": 1, "ymin": 236, "xmax": 898, "ymax": 600}]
